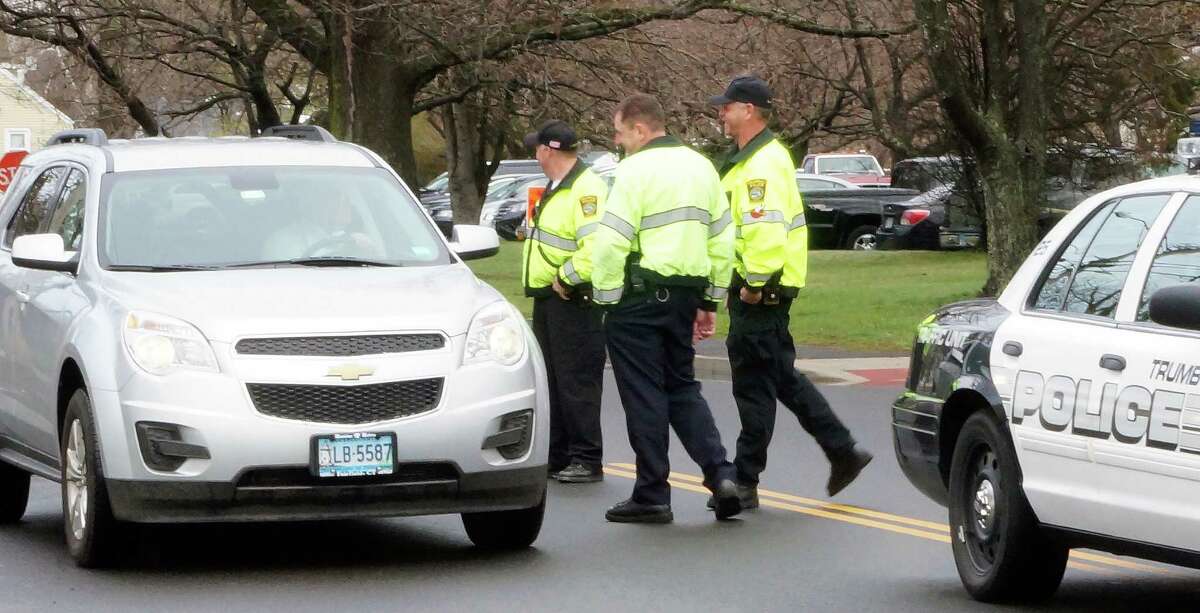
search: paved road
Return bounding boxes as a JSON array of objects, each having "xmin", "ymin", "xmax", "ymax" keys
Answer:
[{"xmin": 2, "ymin": 376, "xmax": 1197, "ymax": 612}]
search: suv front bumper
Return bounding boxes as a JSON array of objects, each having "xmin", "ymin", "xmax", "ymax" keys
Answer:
[{"xmin": 105, "ymin": 464, "xmax": 545, "ymax": 522}]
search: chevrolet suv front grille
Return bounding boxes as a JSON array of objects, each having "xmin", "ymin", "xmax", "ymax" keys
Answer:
[{"xmin": 246, "ymin": 378, "xmax": 443, "ymax": 424}]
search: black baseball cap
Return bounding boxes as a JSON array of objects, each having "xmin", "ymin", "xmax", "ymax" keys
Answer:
[
  {"xmin": 708, "ymin": 75, "xmax": 772, "ymax": 109},
  {"xmin": 523, "ymin": 120, "xmax": 578, "ymax": 151}
]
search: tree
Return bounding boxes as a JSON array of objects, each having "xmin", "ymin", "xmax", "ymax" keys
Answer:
[{"xmin": 0, "ymin": 0, "xmax": 321, "ymax": 136}]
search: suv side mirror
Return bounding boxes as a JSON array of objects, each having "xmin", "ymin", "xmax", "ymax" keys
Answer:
[
  {"xmin": 1148, "ymin": 284, "xmax": 1200, "ymax": 331},
  {"xmin": 12, "ymin": 233, "xmax": 78, "ymax": 274},
  {"xmin": 449, "ymin": 225, "xmax": 500, "ymax": 261}
]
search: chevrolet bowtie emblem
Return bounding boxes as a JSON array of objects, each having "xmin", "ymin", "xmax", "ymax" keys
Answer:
[{"xmin": 326, "ymin": 364, "xmax": 375, "ymax": 381}]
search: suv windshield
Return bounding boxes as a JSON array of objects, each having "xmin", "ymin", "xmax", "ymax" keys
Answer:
[
  {"xmin": 99, "ymin": 166, "xmax": 452, "ymax": 269},
  {"xmin": 817, "ymin": 156, "xmax": 881, "ymax": 175}
]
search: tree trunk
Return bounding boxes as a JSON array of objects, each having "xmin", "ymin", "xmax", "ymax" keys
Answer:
[
  {"xmin": 325, "ymin": 16, "xmax": 422, "ymax": 185},
  {"xmin": 979, "ymin": 143, "xmax": 1042, "ymax": 296},
  {"xmin": 443, "ymin": 100, "xmax": 488, "ymax": 224}
]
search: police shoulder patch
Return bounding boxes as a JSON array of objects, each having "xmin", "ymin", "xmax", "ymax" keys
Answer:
[
  {"xmin": 747, "ymin": 179, "xmax": 767, "ymax": 203},
  {"xmin": 580, "ymin": 195, "xmax": 598, "ymax": 217}
]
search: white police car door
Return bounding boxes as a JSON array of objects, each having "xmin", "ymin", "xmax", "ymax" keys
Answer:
[
  {"xmin": 991, "ymin": 192, "xmax": 1175, "ymax": 535},
  {"xmin": 1088, "ymin": 191, "xmax": 1200, "ymax": 552}
]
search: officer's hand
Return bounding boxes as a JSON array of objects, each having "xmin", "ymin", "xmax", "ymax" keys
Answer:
[
  {"xmin": 694, "ymin": 310, "xmax": 716, "ymax": 342},
  {"xmin": 740, "ymin": 287, "xmax": 763, "ymax": 305},
  {"xmin": 552, "ymin": 276, "xmax": 572, "ymax": 301}
]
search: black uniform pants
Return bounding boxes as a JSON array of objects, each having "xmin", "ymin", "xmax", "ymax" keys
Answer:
[
  {"xmin": 606, "ymin": 287, "xmax": 735, "ymax": 506},
  {"xmin": 727, "ymin": 295, "xmax": 854, "ymax": 486},
  {"xmin": 532, "ymin": 296, "xmax": 605, "ymax": 470}
]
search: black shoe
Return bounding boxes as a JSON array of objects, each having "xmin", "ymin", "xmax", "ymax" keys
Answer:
[
  {"xmin": 605, "ymin": 498, "xmax": 673, "ymax": 524},
  {"xmin": 827, "ymin": 445, "xmax": 873, "ymax": 497},
  {"xmin": 711, "ymin": 479, "xmax": 743, "ymax": 520},
  {"xmin": 556, "ymin": 462, "xmax": 603, "ymax": 483},
  {"xmin": 705, "ymin": 483, "xmax": 758, "ymax": 510}
]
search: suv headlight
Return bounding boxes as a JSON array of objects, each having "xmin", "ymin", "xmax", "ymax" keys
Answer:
[
  {"xmin": 463, "ymin": 301, "xmax": 526, "ymax": 366},
  {"xmin": 123, "ymin": 312, "xmax": 219, "ymax": 375}
]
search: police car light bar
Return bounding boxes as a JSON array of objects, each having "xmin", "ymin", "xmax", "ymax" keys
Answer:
[
  {"xmin": 47, "ymin": 128, "xmax": 108, "ymax": 147},
  {"xmin": 259, "ymin": 125, "xmax": 337, "ymax": 143}
]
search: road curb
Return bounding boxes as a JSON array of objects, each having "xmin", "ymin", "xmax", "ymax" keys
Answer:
[{"xmin": 694, "ymin": 354, "xmax": 910, "ymax": 385}]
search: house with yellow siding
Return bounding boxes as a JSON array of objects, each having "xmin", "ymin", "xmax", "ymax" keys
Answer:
[{"xmin": 0, "ymin": 66, "xmax": 73, "ymax": 154}]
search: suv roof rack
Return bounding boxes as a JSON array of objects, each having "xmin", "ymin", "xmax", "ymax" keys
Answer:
[
  {"xmin": 259, "ymin": 125, "xmax": 337, "ymax": 143},
  {"xmin": 47, "ymin": 128, "xmax": 108, "ymax": 147}
]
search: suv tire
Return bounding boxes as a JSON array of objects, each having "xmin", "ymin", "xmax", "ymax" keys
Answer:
[
  {"xmin": 948, "ymin": 411, "xmax": 1068, "ymax": 602},
  {"xmin": 461, "ymin": 492, "xmax": 545, "ymax": 550},
  {"xmin": 0, "ymin": 461, "xmax": 31, "ymax": 523},
  {"xmin": 61, "ymin": 388, "xmax": 124, "ymax": 568}
]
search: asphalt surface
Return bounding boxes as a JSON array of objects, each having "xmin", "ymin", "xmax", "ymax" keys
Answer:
[{"xmin": 2, "ymin": 375, "xmax": 1198, "ymax": 612}]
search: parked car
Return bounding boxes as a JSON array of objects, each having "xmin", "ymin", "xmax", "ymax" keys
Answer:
[
  {"xmin": 797, "ymin": 173, "xmax": 919, "ymax": 250},
  {"xmin": 479, "ymin": 174, "xmax": 545, "ymax": 228},
  {"xmin": 800, "ymin": 153, "xmax": 891, "ymax": 187},
  {"xmin": 892, "ymin": 169, "xmax": 1200, "ymax": 602},
  {"xmin": 418, "ymin": 159, "xmax": 543, "ymax": 206},
  {"xmin": 878, "ymin": 151, "xmax": 1157, "ymax": 250},
  {"xmin": 0, "ymin": 127, "xmax": 548, "ymax": 567}
]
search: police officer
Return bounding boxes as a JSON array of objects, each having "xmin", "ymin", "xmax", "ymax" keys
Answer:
[
  {"xmin": 522, "ymin": 120, "xmax": 607, "ymax": 483},
  {"xmin": 590, "ymin": 94, "xmax": 742, "ymax": 523},
  {"xmin": 708, "ymin": 76, "xmax": 873, "ymax": 508}
]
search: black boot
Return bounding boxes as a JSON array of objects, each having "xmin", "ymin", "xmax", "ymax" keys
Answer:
[
  {"xmin": 556, "ymin": 462, "xmax": 604, "ymax": 483},
  {"xmin": 605, "ymin": 498, "xmax": 673, "ymax": 524},
  {"xmin": 705, "ymin": 483, "xmax": 758, "ymax": 510},
  {"xmin": 710, "ymin": 479, "xmax": 743, "ymax": 520},
  {"xmin": 827, "ymin": 445, "xmax": 873, "ymax": 497}
]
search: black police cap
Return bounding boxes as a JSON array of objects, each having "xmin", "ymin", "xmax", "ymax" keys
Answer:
[
  {"xmin": 523, "ymin": 120, "xmax": 578, "ymax": 151},
  {"xmin": 708, "ymin": 75, "xmax": 772, "ymax": 109}
]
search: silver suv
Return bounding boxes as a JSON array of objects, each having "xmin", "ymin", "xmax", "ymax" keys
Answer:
[{"xmin": 0, "ymin": 127, "xmax": 548, "ymax": 567}]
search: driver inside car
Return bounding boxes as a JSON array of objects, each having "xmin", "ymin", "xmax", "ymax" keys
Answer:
[{"xmin": 262, "ymin": 189, "xmax": 384, "ymax": 260}]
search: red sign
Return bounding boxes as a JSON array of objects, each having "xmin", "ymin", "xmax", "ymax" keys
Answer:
[{"xmin": 0, "ymin": 150, "xmax": 27, "ymax": 193}]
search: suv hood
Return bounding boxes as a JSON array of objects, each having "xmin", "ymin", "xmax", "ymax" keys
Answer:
[{"xmin": 99, "ymin": 264, "xmax": 501, "ymax": 342}]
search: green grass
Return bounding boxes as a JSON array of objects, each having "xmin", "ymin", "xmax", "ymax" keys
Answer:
[{"xmin": 468, "ymin": 242, "xmax": 987, "ymax": 353}]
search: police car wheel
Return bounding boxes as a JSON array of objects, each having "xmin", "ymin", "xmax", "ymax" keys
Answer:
[
  {"xmin": 461, "ymin": 492, "xmax": 545, "ymax": 550},
  {"xmin": 0, "ymin": 460, "xmax": 31, "ymax": 523},
  {"xmin": 948, "ymin": 412, "xmax": 1068, "ymax": 603}
]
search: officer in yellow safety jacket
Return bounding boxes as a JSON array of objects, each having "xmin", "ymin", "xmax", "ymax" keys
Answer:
[
  {"xmin": 710, "ymin": 76, "xmax": 872, "ymax": 508},
  {"xmin": 521, "ymin": 120, "xmax": 607, "ymax": 483},
  {"xmin": 589, "ymin": 94, "xmax": 743, "ymax": 524}
]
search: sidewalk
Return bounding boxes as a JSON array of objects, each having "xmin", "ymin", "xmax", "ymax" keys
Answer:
[{"xmin": 692, "ymin": 338, "xmax": 911, "ymax": 386}]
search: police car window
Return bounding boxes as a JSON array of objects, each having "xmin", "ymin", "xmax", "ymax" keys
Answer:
[
  {"xmin": 1136, "ymin": 195, "xmax": 1200, "ymax": 321},
  {"xmin": 1031, "ymin": 200, "xmax": 1115, "ymax": 311},
  {"xmin": 46, "ymin": 169, "xmax": 86, "ymax": 251},
  {"xmin": 3, "ymin": 166, "xmax": 67, "ymax": 249},
  {"xmin": 1060, "ymin": 194, "xmax": 1169, "ymax": 317}
]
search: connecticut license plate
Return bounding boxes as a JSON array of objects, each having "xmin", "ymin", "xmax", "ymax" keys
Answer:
[{"xmin": 312, "ymin": 432, "xmax": 395, "ymax": 478}]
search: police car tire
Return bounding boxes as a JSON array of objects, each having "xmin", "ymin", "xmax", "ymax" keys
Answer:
[
  {"xmin": 0, "ymin": 460, "xmax": 31, "ymax": 524},
  {"xmin": 461, "ymin": 492, "xmax": 545, "ymax": 550},
  {"xmin": 61, "ymin": 389, "xmax": 125, "ymax": 568},
  {"xmin": 948, "ymin": 412, "xmax": 1068, "ymax": 603}
]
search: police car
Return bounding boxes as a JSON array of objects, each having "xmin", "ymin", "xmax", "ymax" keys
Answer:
[{"xmin": 893, "ymin": 165, "xmax": 1200, "ymax": 601}]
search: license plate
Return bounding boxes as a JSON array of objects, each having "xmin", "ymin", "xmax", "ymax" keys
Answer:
[
  {"xmin": 884, "ymin": 217, "xmax": 895, "ymax": 229},
  {"xmin": 312, "ymin": 432, "xmax": 395, "ymax": 478}
]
